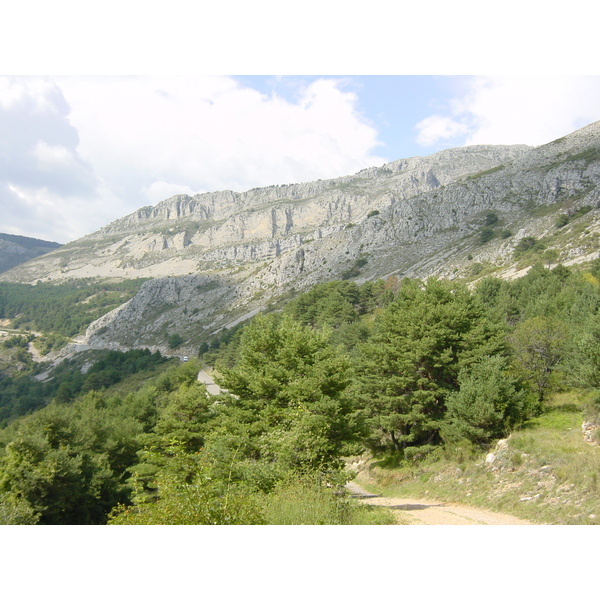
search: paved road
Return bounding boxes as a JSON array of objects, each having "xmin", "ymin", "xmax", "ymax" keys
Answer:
[
  {"xmin": 197, "ymin": 369, "xmax": 224, "ymax": 396},
  {"xmin": 346, "ymin": 481, "xmax": 534, "ymax": 525}
]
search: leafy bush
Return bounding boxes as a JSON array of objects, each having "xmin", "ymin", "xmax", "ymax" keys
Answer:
[
  {"xmin": 167, "ymin": 333, "xmax": 184, "ymax": 349},
  {"xmin": 485, "ymin": 212, "xmax": 498, "ymax": 226},
  {"xmin": 442, "ymin": 356, "xmax": 531, "ymax": 445},
  {"xmin": 514, "ymin": 236, "xmax": 545, "ymax": 257},
  {"xmin": 480, "ymin": 227, "xmax": 495, "ymax": 244}
]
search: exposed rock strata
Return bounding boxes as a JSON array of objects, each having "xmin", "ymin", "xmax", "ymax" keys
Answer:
[{"xmin": 2, "ymin": 120, "xmax": 600, "ymax": 351}]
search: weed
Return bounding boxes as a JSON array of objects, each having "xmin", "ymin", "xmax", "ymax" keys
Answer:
[{"xmin": 260, "ymin": 477, "xmax": 394, "ymax": 524}]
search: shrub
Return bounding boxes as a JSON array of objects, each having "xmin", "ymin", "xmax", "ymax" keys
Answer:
[
  {"xmin": 442, "ymin": 355, "xmax": 531, "ymax": 445},
  {"xmin": 485, "ymin": 212, "xmax": 498, "ymax": 226},
  {"xmin": 167, "ymin": 333, "xmax": 184, "ymax": 349},
  {"xmin": 514, "ymin": 236, "xmax": 545, "ymax": 257},
  {"xmin": 480, "ymin": 228, "xmax": 495, "ymax": 244}
]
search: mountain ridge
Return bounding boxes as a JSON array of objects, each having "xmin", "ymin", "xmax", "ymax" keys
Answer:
[
  {"xmin": 0, "ymin": 233, "xmax": 62, "ymax": 275},
  {"xmin": 2, "ymin": 120, "xmax": 599, "ymax": 352}
]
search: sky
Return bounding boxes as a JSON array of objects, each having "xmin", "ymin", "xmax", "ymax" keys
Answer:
[
  {"xmin": 1, "ymin": 1, "xmax": 599, "ymax": 247},
  {"xmin": 2, "ymin": 74, "xmax": 600, "ymax": 244}
]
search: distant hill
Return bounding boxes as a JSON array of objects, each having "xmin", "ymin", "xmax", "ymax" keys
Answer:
[{"xmin": 0, "ymin": 233, "xmax": 62, "ymax": 274}]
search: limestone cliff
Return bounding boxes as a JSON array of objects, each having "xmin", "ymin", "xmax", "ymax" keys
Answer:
[{"xmin": 2, "ymin": 120, "xmax": 599, "ymax": 351}]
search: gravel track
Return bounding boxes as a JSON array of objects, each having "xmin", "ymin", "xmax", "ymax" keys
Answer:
[{"xmin": 346, "ymin": 481, "xmax": 535, "ymax": 525}]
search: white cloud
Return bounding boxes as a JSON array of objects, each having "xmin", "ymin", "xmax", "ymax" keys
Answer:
[
  {"xmin": 0, "ymin": 76, "xmax": 106, "ymax": 242},
  {"xmin": 32, "ymin": 141, "xmax": 78, "ymax": 171},
  {"xmin": 2, "ymin": 75, "xmax": 385, "ymax": 243},
  {"xmin": 415, "ymin": 115, "xmax": 469, "ymax": 146},
  {"xmin": 2, "ymin": 182, "xmax": 120, "ymax": 243},
  {"xmin": 0, "ymin": 77, "xmax": 64, "ymax": 113},
  {"xmin": 58, "ymin": 75, "xmax": 384, "ymax": 204},
  {"xmin": 143, "ymin": 182, "xmax": 201, "ymax": 206},
  {"xmin": 415, "ymin": 75, "xmax": 600, "ymax": 149}
]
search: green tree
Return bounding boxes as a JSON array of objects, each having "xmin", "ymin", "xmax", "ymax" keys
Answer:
[
  {"xmin": 508, "ymin": 316, "xmax": 569, "ymax": 402},
  {"xmin": 485, "ymin": 212, "xmax": 499, "ymax": 226},
  {"xmin": 480, "ymin": 227, "xmax": 495, "ymax": 244},
  {"xmin": 109, "ymin": 443, "xmax": 264, "ymax": 525},
  {"xmin": 355, "ymin": 278, "xmax": 506, "ymax": 455},
  {"xmin": 442, "ymin": 355, "xmax": 531, "ymax": 445},
  {"xmin": 571, "ymin": 314, "xmax": 600, "ymax": 388},
  {"xmin": 214, "ymin": 314, "xmax": 356, "ymax": 477},
  {"xmin": 168, "ymin": 333, "xmax": 184, "ymax": 349},
  {"xmin": 0, "ymin": 392, "xmax": 148, "ymax": 524}
]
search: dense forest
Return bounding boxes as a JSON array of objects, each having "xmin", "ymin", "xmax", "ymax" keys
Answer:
[
  {"xmin": 2, "ymin": 260, "xmax": 600, "ymax": 524},
  {"xmin": 0, "ymin": 279, "xmax": 147, "ymax": 337},
  {"xmin": 0, "ymin": 347, "xmax": 169, "ymax": 424}
]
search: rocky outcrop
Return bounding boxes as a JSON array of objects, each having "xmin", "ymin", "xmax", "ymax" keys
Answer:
[{"xmin": 582, "ymin": 420, "xmax": 599, "ymax": 445}]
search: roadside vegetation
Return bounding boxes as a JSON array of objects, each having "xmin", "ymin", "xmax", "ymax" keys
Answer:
[
  {"xmin": 352, "ymin": 390, "xmax": 600, "ymax": 525},
  {"xmin": 2, "ymin": 259, "xmax": 600, "ymax": 524}
]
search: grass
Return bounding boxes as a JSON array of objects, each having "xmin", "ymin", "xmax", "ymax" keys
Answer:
[
  {"xmin": 259, "ymin": 477, "xmax": 395, "ymax": 525},
  {"xmin": 351, "ymin": 390, "xmax": 600, "ymax": 525},
  {"xmin": 466, "ymin": 165, "xmax": 506, "ymax": 180}
]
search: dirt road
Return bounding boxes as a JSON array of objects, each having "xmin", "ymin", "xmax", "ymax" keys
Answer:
[{"xmin": 346, "ymin": 481, "xmax": 535, "ymax": 525}]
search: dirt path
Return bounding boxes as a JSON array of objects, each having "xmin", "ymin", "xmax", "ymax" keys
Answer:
[{"xmin": 346, "ymin": 481, "xmax": 535, "ymax": 525}]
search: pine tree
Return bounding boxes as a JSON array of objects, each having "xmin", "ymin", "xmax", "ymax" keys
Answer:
[
  {"xmin": 214, "ymin": 314, "xmax": 356, "ymax": 475},
  {"xmin": 355, "ymin": 278, "xmax": 506, "ymax": 454}
]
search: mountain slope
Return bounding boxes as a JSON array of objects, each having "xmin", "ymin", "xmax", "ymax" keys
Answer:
[
  {"xmin": 0, "ymin": 233, "xmax": 61, "ymax": 274},
  {"xmin": 2, "ymin": 120, "xmax": 599, "ymax": 352},
  {"xmin": 0, "ymin": 143, "xmax": 530, "ymax": 284}
]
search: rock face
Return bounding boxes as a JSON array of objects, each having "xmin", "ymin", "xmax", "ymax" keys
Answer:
[{"xmin": 2, "ymin": 120, "xmax": 600, "ymax": 351}]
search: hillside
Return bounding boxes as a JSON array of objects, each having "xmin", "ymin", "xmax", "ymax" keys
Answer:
[
  {"xmin": 3, "ymin": 258, "xmax": 600, "ymax": 525},
  {"xmin": 1, "ymin": 120, "xmax": 599, "ymax": 352},
  {"xmin": 0, "ymin": 233, "xmax": 61, "ymax": 274}
]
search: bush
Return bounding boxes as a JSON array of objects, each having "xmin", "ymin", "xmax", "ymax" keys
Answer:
[
  {"xmin": 168, "ymin": 333, "xmax": 184, "ymax": 349},
  {"xmin": 480, "ymin": 228, "xmax": 495, "ymax": 244},
  {"xmin": 514, "ymin": 236, "xmax": 545, "ymax": 257},
  {"xmin": 443, "ymin": 356, "xmax": 531, "ymax": 445},
  {"xmin": 485, "ymin": 212, "xmax": 498, "ymax": 226}
]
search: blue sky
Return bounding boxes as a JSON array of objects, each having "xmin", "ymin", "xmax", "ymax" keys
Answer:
[
  {"xmin": 1, "ymin": 74, "xmax": 600, "ymax": 244},
  {"xmin": 236, "ymin": 75, "xmax": 462, "ymax": 160}
]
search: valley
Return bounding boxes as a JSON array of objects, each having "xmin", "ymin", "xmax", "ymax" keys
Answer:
[{"xmin": 0, "ymin": 120, "xmax": 599, "ymax": 525}]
